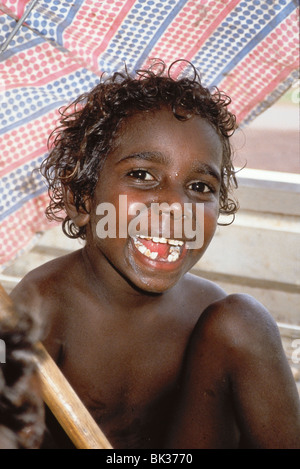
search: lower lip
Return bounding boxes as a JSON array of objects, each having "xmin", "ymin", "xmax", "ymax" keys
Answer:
[{"xmin": 130, "ymin": 238, "xmax": 188, "ymax": 272}]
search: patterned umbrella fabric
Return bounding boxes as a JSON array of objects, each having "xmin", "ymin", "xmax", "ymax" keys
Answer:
[{"xmin": 0, "ymin": 0, "xmax": 299, "ymax": 268}]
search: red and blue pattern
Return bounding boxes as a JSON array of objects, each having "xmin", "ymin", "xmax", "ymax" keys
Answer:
[{"xmin": 0, "ymin": 0, "xmax": 299, "ymax": 267}]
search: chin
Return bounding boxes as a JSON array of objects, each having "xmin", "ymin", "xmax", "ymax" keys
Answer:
[
  {"xmin": 124, "ymin": 260, "xmax": 188, "ymax": 296},
  {"xmin": 130, "ymin": 277, "xmax": 179, "ymax": 296}
]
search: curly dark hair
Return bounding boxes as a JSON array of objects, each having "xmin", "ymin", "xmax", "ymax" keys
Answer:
[{"xmin": 40, "ymin": 60, "xmax": 238, "ymax": 239}]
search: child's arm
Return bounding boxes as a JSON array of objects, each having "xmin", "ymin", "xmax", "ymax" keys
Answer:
[{"xmin": 167, "ymin": 294, "xmax": 300, "ymax": 449}]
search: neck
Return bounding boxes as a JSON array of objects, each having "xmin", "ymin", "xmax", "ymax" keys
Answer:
[{"xmin": 80, "ymin": 245, "xmax": 167, "ymax": 313}]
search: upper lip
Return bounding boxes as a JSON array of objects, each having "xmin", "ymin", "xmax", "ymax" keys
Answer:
[{"xmin": 133, "ymin": 234, "xmax": 185, "ymax": 246}]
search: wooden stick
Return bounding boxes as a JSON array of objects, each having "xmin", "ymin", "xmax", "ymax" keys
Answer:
[
  {"xmin": 0, "ymin": 283, "xmax": 113, "ymax": 449},
  {"xmin": 34, "ymin": 342, "xmax": 112, "ymax": 449}
]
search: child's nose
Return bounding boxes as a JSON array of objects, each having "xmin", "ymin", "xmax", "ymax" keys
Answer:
[
  {"xmin": 155, "ymin": 181, "xmax": 190, "ymax": 213},
  {"xmin": 154, "ymin": 202, "xmax": 182, "ymax": 219}
]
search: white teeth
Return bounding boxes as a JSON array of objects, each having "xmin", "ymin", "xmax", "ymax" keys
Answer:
[
  {"xmin": 169, "ymin": 246, "xmax": 180, "ymax": 254},
  {"xmin": 150, "ymin": 252, "xmax": 158, "ymax": 260},
  {"xmin": 137, "ymin": 244, "xmax": 147, "ymax": 255},
  {"xmin": 145, "ymin": 249, "xmax": 151, "ymax": 258},
  {"xmin": 152, "ymin": 236, "xmax": 167, "ymax": 243},
  {"xmin": 167, "ymin": 239, "xmax": 184, "ymax": 246},
  {"xmin": 133, "ymin": 236, "xmax": 182, "ymax": 263},
  {"xmin": 135, "ymin": 241, "xmax": 158, "ymax": 259},
  {"xmin": 137, "ymin": 235, "xmax": 183, "ymax": 246},
  {"xmin": 167, "ymin": 252, "xmax": 180, "ymax": 262}
]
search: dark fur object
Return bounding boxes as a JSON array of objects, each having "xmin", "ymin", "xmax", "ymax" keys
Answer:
[{"xmin": 0, "ymin": 299, "xmax": 45, "ymax": 449}]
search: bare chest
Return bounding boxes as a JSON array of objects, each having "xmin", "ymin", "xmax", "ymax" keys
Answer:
[{"xmin": 58, "ymin": 314, "xmax": 191, "ymax": 447}]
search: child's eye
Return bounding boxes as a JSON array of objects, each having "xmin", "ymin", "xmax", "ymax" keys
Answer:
[
  {"xmin": 188, "ymin": 181, "xmax": 212, "ymax": 193},
  {"xmin": 128, "ymin": 170, "xmax": 154, "ymax": 181}
]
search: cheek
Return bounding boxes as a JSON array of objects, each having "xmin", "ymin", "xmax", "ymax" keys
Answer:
[
  {"xmin": 185, "ymin": 206, "xmax": 217, "ymax": 264},
  {"xmin": 119, "ymin": 196, "xmax": 154, "ymax": 239},
  {"xmin": 203, "ymin": 203, "xmax": 219, "ymax": 242},
  {"xmin": 112, "ymin": 196, "xmax": 143, "ymax": 239}
]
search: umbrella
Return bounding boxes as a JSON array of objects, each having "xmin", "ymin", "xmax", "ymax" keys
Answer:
[{"xmin": 0, "ymin": 0, "xmax": 299, "ymax": 268}]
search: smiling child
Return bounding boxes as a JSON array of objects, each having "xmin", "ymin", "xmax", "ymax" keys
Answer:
[{"xmin": 10, "ymin": 61, "xmax": 300, "ymax": 449}]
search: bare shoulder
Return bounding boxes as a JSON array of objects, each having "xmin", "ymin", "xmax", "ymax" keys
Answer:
[
  {"xmin": 189, "ymin": 292, "xmax": 283, "ymax": 364},
  {"xmin": 11, "ymin": 250, "xmax": 82, "ymax": 304},
  {"xmin": 10, "ymin": 250, "xmax": 84, "ymax": 357},
  {"xmin": 180, "ymin": 272, "xmax": 227, "ymax": 311},
  {"xmin": 205, "ymin": 293, "xmax": 279, "ymax": 339}
]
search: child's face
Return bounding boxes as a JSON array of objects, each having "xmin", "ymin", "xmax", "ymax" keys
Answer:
[{"xmin": 86, "ymin": 108, "xmax": 222, "ymax": 293}]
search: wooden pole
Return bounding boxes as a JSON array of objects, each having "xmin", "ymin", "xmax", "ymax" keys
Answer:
[
  {"xmin": 0, "ymin": 283, "xmax": 113, "ymax": 449},
  {"xmin": 0, "ymin": 0, "xmax": 40, "ymax": 55}
]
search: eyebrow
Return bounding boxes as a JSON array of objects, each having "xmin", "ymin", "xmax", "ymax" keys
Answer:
[
  {"xmin": 118, "ymin": 151, "xmax": 221, "ymax": 182},
  {"xmin": 118, "ymin": 151, "xmax": 170, "ymax": 166},
  {"xmin": 191, "ymin": 161, "xmax": 221, "ymax": 183}
]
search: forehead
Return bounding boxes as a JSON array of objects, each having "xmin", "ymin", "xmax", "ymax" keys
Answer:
[{"xmin": 112, "ymin": 108, "xmax": 223, "ymax": 168}]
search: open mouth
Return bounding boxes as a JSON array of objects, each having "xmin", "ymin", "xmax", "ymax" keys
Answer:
[{"xmin": 132, "ymin": 235, "xmax": 185, "ymax": 263}]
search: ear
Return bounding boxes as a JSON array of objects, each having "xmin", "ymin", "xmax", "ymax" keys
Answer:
[{"xmin": 63, "ymin": 186, "xmax": 91, "ymax": 227}]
